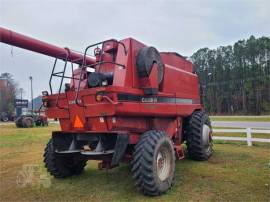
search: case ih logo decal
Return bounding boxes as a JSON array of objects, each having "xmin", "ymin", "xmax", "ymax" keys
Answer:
[
  {"xmin": 117, "ymin": 93, "xmax": 196, "ymax": 104},
  {"xmin": 141, "ymin": 97, "xmax": 158, "ymax": 103}
]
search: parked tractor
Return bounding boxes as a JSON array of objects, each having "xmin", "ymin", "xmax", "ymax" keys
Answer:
[
  {"xmin": 0, "ymin": 27, "xmax": 213, "ymax": 196},
  {"xmin": 15, "ymin": 112, "xmax": 48, "ymax": 128},
  {"xmin": 0, "ymin": 111, "xmax": 15, "ymax": 122}
]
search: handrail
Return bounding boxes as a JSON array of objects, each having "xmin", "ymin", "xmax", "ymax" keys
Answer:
[
  {"xmin": 48, "ymin": 39, "xmax": 127, "ymax": 108},
  {"xmin": 49, "ymin": 52, "xmax": 70, "ymax": 110},
  {"xmin": 55, "ymin": 53, "xmax": 69, "ymax": 110},
  {"xmin": 74, "ymin": 39, "xmax": 127, "ymax": 107}
]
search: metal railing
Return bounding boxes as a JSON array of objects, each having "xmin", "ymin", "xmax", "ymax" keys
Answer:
[{"xmin": 74, "ymin": 39, "xmax": 127, "ymax": 107}]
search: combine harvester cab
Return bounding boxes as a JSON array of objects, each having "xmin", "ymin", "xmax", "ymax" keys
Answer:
[{"xmin": 0, "ymin": 27, "xmax": 213, "ymax": 196}]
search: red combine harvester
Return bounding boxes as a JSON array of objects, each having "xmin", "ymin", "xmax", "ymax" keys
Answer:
[{"xmin": 0, "ymin": 27, "xmax": 213, "ymax": 196}]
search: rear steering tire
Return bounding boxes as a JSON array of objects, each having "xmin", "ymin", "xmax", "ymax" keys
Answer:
[
  {"xmin": 186, "ymin": 110, "xmax": 213, "ymax": 160},
  {"xmin": 15, "ymin": 117, "xmax": 23, "ymax": 128},
  {"xmin": 131, "ymin": 130, "xmax": 175, "ymax": 196},
  {"xmin": 44, "ymin": 139, "xmax": 87, "ymax": 178}
]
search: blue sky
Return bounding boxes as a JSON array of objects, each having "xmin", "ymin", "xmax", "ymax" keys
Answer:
[{"xmin": 0, "ymin": 0, "xmax": 269, "ymax": 99}]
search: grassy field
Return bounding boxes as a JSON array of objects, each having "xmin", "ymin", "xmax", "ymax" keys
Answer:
[
  {"xmin": 210, "ymin": 115, "xmax": 270, "ymax": 122},
  {"xmin": 0, "ymin": 124, "xmax": 270, "ymax": 201}
]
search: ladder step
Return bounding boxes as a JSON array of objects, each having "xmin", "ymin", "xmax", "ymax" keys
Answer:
[
  {"xmin": 55, "ymin": 149, "xmax": 114, "ymax": 156},
  {"xmin": 81, "ymin": 150, "xmax": 114, "ymax": 156}
]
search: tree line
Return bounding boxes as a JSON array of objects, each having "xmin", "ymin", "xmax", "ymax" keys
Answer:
[
  {"xmin": 191, "ymin": 35, "xmax": 270, "ymax": 115},
  {"xmin": 0, "ymin": 73, "xmax": 18, "ymax": 115}
]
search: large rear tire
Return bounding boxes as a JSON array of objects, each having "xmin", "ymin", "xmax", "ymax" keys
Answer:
[
  {"xmin": 15, "ymin": 117, "xmax": 23, "ymax": 128},
  {"xmin": 44, "ymin": 139, "xmax": 87, "ymax": 178},
  {"xmin": 186, "ymin": 111, "xmax": 213, "ymax": 160},
  {"xmin": 22, "ymin": 117, "xmax": 34, "ymax": 128},
  {"xmin": 131, "ymin": 130, "xmax": 175, "ymax": 196}
]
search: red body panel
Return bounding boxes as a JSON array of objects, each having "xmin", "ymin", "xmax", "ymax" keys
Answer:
[{"xmin": 160, "ymin": 52, "xmax": 193, "ymax": 72}]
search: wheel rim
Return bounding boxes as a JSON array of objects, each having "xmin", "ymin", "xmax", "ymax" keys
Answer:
[
  {"xmin": 156, "ymin": 146, "xmax": 171, "ymax": 181},
  {"xmin": 202, "ymin": 124, "xmax": 212, "ymax": 150},
  {"xmin": 27, "ymin": 119, "xmax": 32, "ymax": 126}
]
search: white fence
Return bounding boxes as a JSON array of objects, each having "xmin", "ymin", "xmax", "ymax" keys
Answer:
[{"xmin": 213, "ymin": 128, "xmax": 270, "ymax": 146}]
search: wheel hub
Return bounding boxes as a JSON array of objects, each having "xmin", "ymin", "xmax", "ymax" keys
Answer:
[
  {"xmin": 156, "ymin": 147, "xmax": 171, "ymax": 181},
  {"xmin": 202, "ymin": 124, "xmax": 212, "ymax": 147},
  {"xmin": 157, "ymin": 152, "xmax": 165, "ymax": 170}
]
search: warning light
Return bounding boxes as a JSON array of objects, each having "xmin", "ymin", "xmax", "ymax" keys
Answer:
[{"xmin": 96, "ymin": 94, "xmax": 103, "ymax": 102}]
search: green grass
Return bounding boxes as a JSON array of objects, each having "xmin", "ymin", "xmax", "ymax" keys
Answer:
[
  {"xmin": 0, "ymin": 124, "xmax": 54, "ymax": 148},
  {"xmin": 210, "ymin": 115, "xmax": 270, "ymax": 122},
  {"xmin": 0, "ymin": 124, "xmax": 270, "ymax": 201},
  {"xmin": 213, "ymin": 139, "xmax": 270, "ymax": 148}
]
